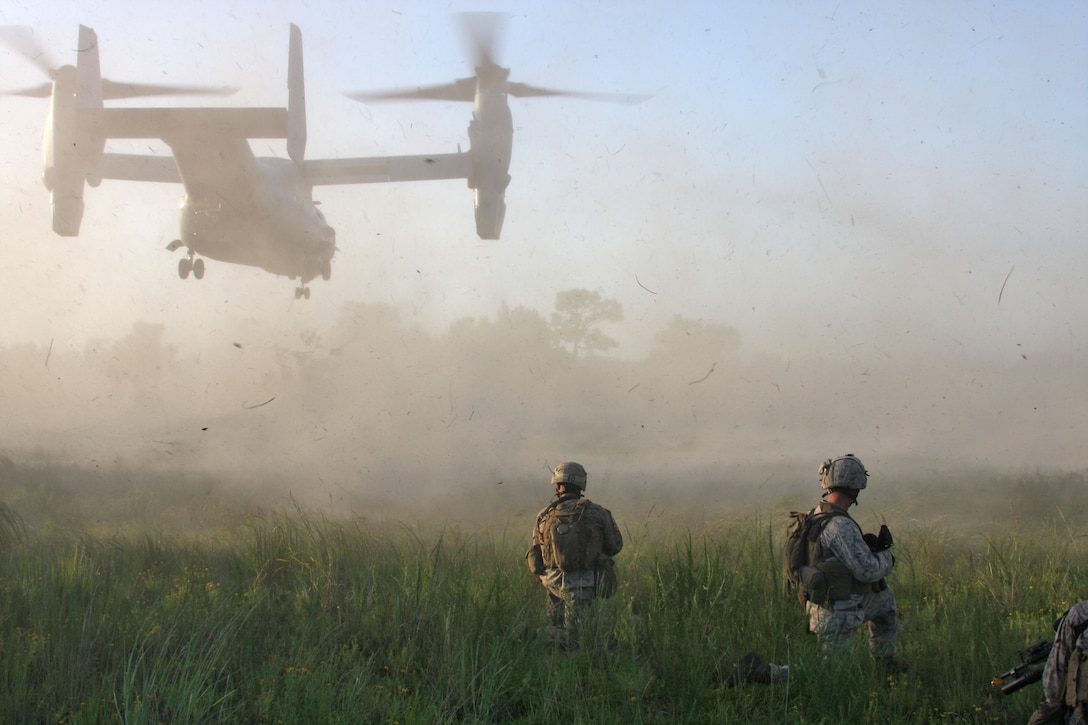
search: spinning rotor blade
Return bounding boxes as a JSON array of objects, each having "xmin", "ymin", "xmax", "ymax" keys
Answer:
[
  {"xmin": 101, "ymin": 80, "xmax": 237, "ymax": 100},
  {"xmin": 342, "ymin": 12, "xmax": 647, "ymax": 107},
  {"xmin": 345, "ymin": 78, "xmax": 476, "ymax": 104},
  {"xmin": 342, "ymin": 12, "xmax": 507, "ymax": 105},
  {"xmin": 0, "ymin": 26, "xmax": 58, "ymax": 96},
  {"xmin": 1, "ymin": 83, "xmax": 53, "ymax": 98},
  {"xmin": 507, "ymin": 81, "xmax": 650, "ymax": 105},
  {"xmin": 459, "ymin": 12, "xmax": 505, "ymax": 70},
  {"xmin": 0, "ymin": 26, "xmax": 60, "ymax": 79},
  {"xmin": 0, "ymin": 25, "xmax": 236, "ymax": 100}
]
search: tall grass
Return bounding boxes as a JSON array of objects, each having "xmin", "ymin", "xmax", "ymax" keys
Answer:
[{"xmin": 0, "ymin": 472, "xmax": 1086, "ymax": 722}]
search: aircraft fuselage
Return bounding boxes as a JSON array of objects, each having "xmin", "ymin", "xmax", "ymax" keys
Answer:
[{"xmin": 178, "ymin": 157, "xmax": 334, "ymax": 283}]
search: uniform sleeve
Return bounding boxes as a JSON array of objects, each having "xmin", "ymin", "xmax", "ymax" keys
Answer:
[
  {"xmin": 1043, "ymin": 600, "xmax": 1088, "ymax": 703},
  {"xmin": 821, "ymin": 516, "xmax": 894, "ymax": 584},
  {"xmin": 531, "ymin": 508, "xmax": 547, "ymax": 548},
  {"xmin": 599, "ymin": 506, "xmax": 623, "ymax": 557}
]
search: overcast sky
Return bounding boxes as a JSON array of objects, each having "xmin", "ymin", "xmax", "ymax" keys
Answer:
[{"xmin": 1, "ymin": 2, "xmax": 1086, "ymax": 478}]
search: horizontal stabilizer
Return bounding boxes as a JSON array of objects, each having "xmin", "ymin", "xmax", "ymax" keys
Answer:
[
  {"xmin": 305, "ymin": 153, "xmax": 471, "ymax": 185},
  {"xmin": 98, "ymin": 153, "xmax": 181, "ymax": 183},
  {"xmin": 98, "ymin": 107, "xmax": 288, "ymax": 140}
]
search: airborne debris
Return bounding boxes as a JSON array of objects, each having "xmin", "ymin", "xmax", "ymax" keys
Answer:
[
  {"xmin": 998, "ymin": 266, "xmax": 1015, "ymax": 305},
  {"xmin": 635, "ymin": 275, "xmax": 657, "ymax": 294},
  {"xmin": 688, "ymin": 362, "xmax": 716, "ymax": 385}
]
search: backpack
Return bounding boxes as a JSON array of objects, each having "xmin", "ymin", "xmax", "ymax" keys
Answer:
[
  {"xmin": 540, "ymin": 499, "xmax": 602, "ymax": 573},
  {"xmin": 1063, "ymin": 619, "xmax": 1088, "ymax": 719},
  {"xmin": 784, "ymin": 505, "xmax": 844, "ymax": 605}
]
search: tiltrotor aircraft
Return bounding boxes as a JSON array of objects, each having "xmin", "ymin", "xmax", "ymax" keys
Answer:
[{"xmin": 1, "ymin": 17, "xmax": 643, "ymax": 298}]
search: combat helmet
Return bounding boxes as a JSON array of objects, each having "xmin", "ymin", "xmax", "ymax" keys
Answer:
[
  {"xmin": 551, "ymin": 461, "xmax": 588, "ymax": 490},
  {"xmin": 820, "ymin": 454, "xmax": 869, "ymax": 491}
]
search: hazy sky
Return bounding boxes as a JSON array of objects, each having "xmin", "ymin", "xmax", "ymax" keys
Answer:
[{"xmin": 2, "ymin": 1, "xmax": 1085, "ymax": 358}]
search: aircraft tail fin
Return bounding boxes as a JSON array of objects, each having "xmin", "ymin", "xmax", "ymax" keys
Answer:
[
  {"xmin": 287, "ymin": 23, "xmax": 306, "ymax": 163},
  {"xmin": 75, "ymin": 25, "xmax": 104, "ymax": 110}
]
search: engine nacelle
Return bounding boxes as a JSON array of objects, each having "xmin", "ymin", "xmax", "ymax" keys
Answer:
[
  {"xmin": 49, "ymin": 181, "xmax": 86, "ymax": 237},
  {"xmin": 473, "ymin": 182, "xmax": 507, "ymax": 240},
  {"xmin": 40, "ymin": 27, "xmax": 107, "ymax": 237},
  {"xmin": 466, "ymin": 108, "xmax": 512, "ymax": 240}
]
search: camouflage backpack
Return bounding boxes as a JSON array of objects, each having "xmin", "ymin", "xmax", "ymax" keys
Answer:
[
  {"xmin": 540, "ymin": 499, "xmax": 602, "ymax": 573},
  {"xmin": 784, "ymin": 504, "xmax": 844, "ymax": 605}
]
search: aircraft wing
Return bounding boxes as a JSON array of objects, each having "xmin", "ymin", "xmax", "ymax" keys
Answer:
[
  {"xmin": 98, "ymin": 153, "xmax": 181, "ymax": 183},
  {"xmin": 303, "ymin": 152, "xmax": 471, "ymax": 186}
]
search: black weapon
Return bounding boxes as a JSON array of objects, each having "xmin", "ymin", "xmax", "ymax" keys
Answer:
[
  {"xmin": 863, "ymin": 524, "xmax": 895, "ymax": 553},
  {"xmin": 992, "ymin": 640, "xmax": 1052, "ymax": 695}
]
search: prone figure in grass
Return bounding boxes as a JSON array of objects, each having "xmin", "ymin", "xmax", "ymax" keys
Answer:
[{"xmin": 1027, "ymin": 600, "xmax": 1088, "ymax": 725}]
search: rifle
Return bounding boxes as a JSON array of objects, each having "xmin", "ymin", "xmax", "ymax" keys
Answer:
[{"xmin": 992, "ymin": 639, "xmax": 1052, "ymax": 695}]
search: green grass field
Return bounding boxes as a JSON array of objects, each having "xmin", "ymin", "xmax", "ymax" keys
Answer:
[{"xmin": 1, "ymin": 459, "xmax": 1085, "ymax": 724}]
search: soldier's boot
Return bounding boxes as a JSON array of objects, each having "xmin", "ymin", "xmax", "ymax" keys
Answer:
[
  {"xmin": 739, "ymin": 651, "xmax": 773, "ymax": 683},
  {"xmin": 724, "ymin": 651, "xmax": 772, "ymax": 687}
]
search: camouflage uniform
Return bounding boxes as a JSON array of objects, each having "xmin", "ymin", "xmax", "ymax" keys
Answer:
[
  {"xmin": 1032, "ymin": 600, "xmax": 1088, "ymax": 725},
  {"xmin": 532, "ymin": 495, "xmax": 623, "ymax": 630},
  {"xmin": 804, "ymin": 501, "xmax": 898, "ymax": 657}
]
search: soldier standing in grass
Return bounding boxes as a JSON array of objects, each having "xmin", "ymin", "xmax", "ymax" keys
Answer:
[
  {"xmin": 1028, "ymin": 600, "xmax": 1088, "ymax": 725},
  {"xmin": 526, "ymin": 461, "xmax": 622, "ymax": 643},
  {"xmin": 788, "ymin": 454, "xmax": 902, "ymax": 669}
]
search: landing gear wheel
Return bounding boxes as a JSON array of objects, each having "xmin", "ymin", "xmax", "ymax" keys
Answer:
[
  {"xmin": 320, "ymin": 260, "xmax": 331, "ymax": 281},
  {"xmin": 178, "ymin": 257, "xmax": 192, "ymax": 279},
  {"xmin": 294, "ymin": 285, "xmax": 311, "ymax": 300},
  {"xmin": 193, "ymin": 258, "xmax": 205, "ymax": 280},
  {"xmin": 304, "ymin": 287, "xmax": 311, "ymax": 300}
]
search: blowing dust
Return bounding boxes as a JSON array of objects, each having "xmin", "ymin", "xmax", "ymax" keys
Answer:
[{"xmin": 1, "ymin": 296, "xmax": 1084, "ymax": 532}]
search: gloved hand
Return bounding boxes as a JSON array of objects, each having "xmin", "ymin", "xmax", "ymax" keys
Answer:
[
  {"xmin": 864, "ymin": 525, "xmax": 895, "ymax": 553},
  {"xmin": 877, "ymin": 524, "xmax": 894, "ymax": 550}
]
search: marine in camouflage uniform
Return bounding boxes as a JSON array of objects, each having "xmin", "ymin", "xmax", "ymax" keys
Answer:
[
  {"xmin": 527, "ymin": 462, "xmax": 623, "ymax": 635},
  {"xmin": 803, "ymin": 454, "xmax": 900, "ymax": 663},
  {"xmin": 1030, "ymin": 600, "xmax": 1088, "ymax": 725}
]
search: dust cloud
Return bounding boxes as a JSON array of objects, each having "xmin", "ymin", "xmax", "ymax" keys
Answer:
[{"xmin": 1, "ymin": 295, "xmax": 1083, "ymax": 529}]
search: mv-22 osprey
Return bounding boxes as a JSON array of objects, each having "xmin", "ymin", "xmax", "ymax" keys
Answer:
[
  {"xmin": 1, "ymin": 17, "xmax": 643, "ymax": 298},
  {"xmin": 1, "ymin": 23, "xmax": 475, "ymax": 299}
]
